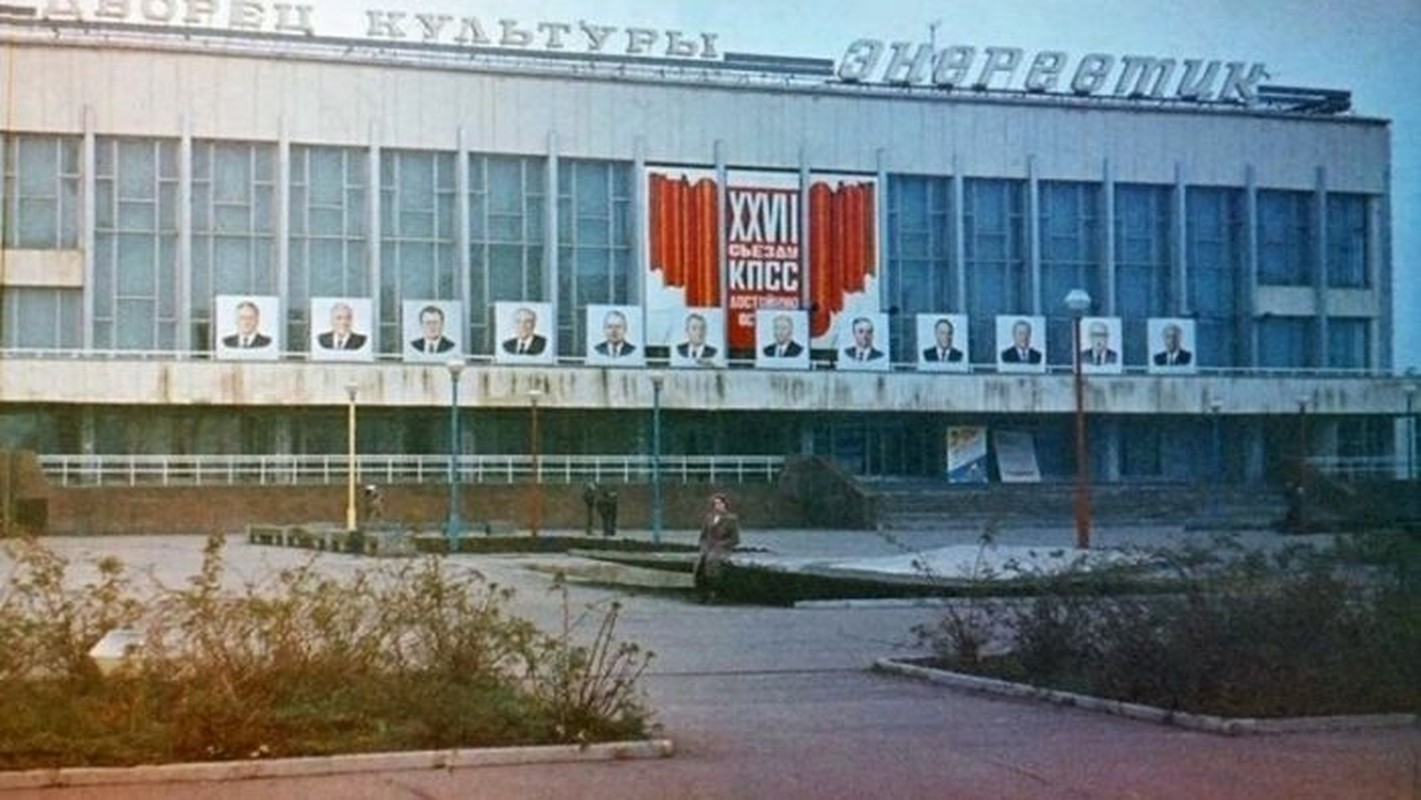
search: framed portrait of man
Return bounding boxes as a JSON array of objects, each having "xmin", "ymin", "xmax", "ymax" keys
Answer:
[
  {"xmin": 836, "ymin": 312, "xmax": 890, "ymax": 372},
  {"xmin": 494, "ymin": 301, "xmax": 556, "ymax": 365},
  {"xmin": 1148, "ymin": 318, "xmax": 1198, "ymax": 374},
  {"xmin": 214, "ymin": 294, "xmax": 280, "ymax": 361},
  {"xmin": 995, "ymin": 315, "xmax": 1047, "ymax": 374},
  {"xmin": 669, "ymin": 307, "xmax": 726, "ymax": 369},
  {"xmin": 1078, "ymin": 316, "xmax": 1123, "ymax": 375},
  {"xmin": 916, "ymin": 313, "xmax": 969, "ymax": 373},
  {"xmin": 310, "ymin": 297, "xmax": 374, "ymax": 362},
  {"xmin": 585, "ymin": 304, "xmax": 645, "ymax": 367},
  {"xmin": 753, "ymin": 309, "xmax": 810, "ymax": 370},
  {"xmin": 403, "ymin": 300, "xmax": 464, "ymax": 362}
]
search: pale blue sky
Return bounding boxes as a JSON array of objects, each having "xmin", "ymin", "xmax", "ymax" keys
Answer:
[{"xmin": 308, "ymin": 0, "xmax": 1420, "ymax": 370}]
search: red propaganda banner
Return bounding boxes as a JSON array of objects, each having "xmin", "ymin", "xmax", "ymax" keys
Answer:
[
  {"xmin": 724, "ymin": 171, "xmax": 801, "ymax": 349},
  {"xmin": 808, "ymin": 174, "xmax": 878, "ymax": 346}
]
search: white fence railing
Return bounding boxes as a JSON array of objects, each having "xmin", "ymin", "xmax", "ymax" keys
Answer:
[
  {"xmin": 1306, "ymin": 455, "xmax": 1416, "ymax": 482},
  {"xmin": 38, "ymin": 454, "xmax": 784, "ymax": 487}
]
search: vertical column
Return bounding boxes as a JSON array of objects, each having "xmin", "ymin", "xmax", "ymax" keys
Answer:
[
  {"xmin": 1313, "ymin": 166, "xmax": 1328, "ymax": 368},
  {"xmin": 632, "ymin": 136, "xmax": 648, "ymax": 315},
  {"xmin": 275, "ymin": 117, "xmax": 290, "ymax": 346},
  {"xmin": 1101, "ymin": 158, "xmax": 1116, "ymax": 316},
  {"xmin": 366, "ymin": 124, "xmax": 381, "ymax": 352},
  {"xmin": 951, "ymin": 154, "xmax": 965, "ymax": 311},
  {"xmin": 718, "ymin": 139, "xmax": 731, "ymax": 312},
  {"xmin": 1101, "ymin": 419, "xmax": 1121, "ymax": 482},
  {"xmin": 1243, "ymin": 164, "xmax": 1258, "ymax": 367},
  {"xmin": 176, "ymin": 116, "xmax": 192, "ymax": 352},
  {"xmin": 455, "ymin": 127, "xmax": 470, "ymax": 315},
  {"xmin": 1375, "ymin": 163, "xmax": 1393, "ymax": 369},
  {"xmin": 81, "ymin": 106, "xmax": 97, "ymax": 349},
  {"xmin": 1173, "ymin": 161, "xmax": 1188, "ymax": 315},
  {"xmin": 1026, "ymin": 154, "xmax": 1040, "ymax": 314},
  {"xmin": 875, "ymin": 147, "xmax": 889, "ymax": 313},
  {"xmin": 1242, "ymin": 417, "xmax": 1265, "ymax": 484},
  {"xmin": 544, "ymin": 130, "xmax": 558, "ymax": 305}
]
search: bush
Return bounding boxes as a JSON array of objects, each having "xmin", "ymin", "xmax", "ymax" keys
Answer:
[
  {"xmin": 917, "ymin": 533, "xmax": 1421, "ymax": 718},
  {"xmin": 0, "ymin": 535, "xmax": 654, "ymax": 769}
]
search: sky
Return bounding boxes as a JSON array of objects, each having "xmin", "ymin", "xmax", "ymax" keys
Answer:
[{"xmin": 288, "ymin": 1, "xmax": 1421, "ymax": 370}]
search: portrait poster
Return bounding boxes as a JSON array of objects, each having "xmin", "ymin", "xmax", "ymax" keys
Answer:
[
  {"xmin": 724, "ymin": 169, "xmax": 803, "ymax": 350},
  {"xmin": 993, "ymin": 429, "xmax": 1042, "ymax": 483},
  {"xmin": 753, "ymin": 309, "xmax": 810, "ymax": 370},
  {"xmin": 1078, "ymin": 316, "xmax": 1124, "ymax": 375},
  {"xmin": 835, "ymin": 311, "xmax": 891, "ymax": 372},
  {"xmin": 402, "ymin": 300, "xmax": 464, "ymax": 362},
  {"xmin": 1147, "ymin": 318, "xmax": 1198, "ymax": 374},
  {"xmin": 946, "ymin": 426, "xmax": 989, "ymax": 484},
  {"xmin": 995, "ymin": 315, "xmax": 1047, "ymax": 374},
  {"xmin": 584, "ymin": 304, "xmax": 645, "ymax": 367},
  {"xmin": 667, "ymin": 307, "xmax": 727, "ymax": 369},
  {"xmin": 493, "ymin": 302, "xmax": 556, "ymax": 365},
  {"xmin": 214, "ymin": 294, "xmax": 280, "ymax": 361},
  {"xmin": 916, "ymin": 313, "xmax": 969, "ymax": 373},
  {"xmin": 309, "ymin": 297, "xmax": 374, "ymax": 362}
]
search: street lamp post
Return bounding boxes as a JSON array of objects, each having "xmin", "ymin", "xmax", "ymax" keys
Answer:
[
  {"xmin": 445, "ymin": 359, "xmax": 465, "ymax": 552},
  {"xmin": 1209, "ymin": 399, "xmax": 1223, "ymax": 522},
  {"xmin": 1064, "ymin": 288, "xmax": 1092, "ymax": 549},
  {"xmin": 528, "ymin": 388, "xmax": 543, "ymax": 537},
  {"xmin": 650, "ymin": 373, "xmax": 664, "ymax": 545},
  {"xmin": 1295, "ymin": 395, "xmax": 1310, "ymax": 531},
  {"xmin": 344, "ymin": 382, "xmax": 359, "ymax": 535}
]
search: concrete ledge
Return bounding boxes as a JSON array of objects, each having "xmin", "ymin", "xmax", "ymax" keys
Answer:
[
  {"xmin": 0, "ymin": 738, "xmax": 674, "ymax": 790},
  {"xmin": 873, "ymin": 657, "xmax": 1418, "ymax": 736}
]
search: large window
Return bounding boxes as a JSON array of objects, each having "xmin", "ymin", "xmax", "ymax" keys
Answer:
[
  {"xmin": 1039, "ymin": 181, "xmax": 1101, "ymax": 364},
  {"xmin": 557, "ymin": 159, "xmax": 631, "ymax": 356},
  {"xmin": 886, "ymin": 175, "xmax": 953, "ymax": 362},
  {"xmin": 94, "ymin": 137, "xmax": 181, "ymax": 351},
  {"xmin": 381, "ymin": 149, "xmax": 458, "ymax": 352},
  {"xmin": 1258, "ymin": 316, "xmax": 1314, "ymax": 369},
  {"xmin": 3, "ymin": 134, "xmax": 80, "ymax": 249},
  {"xmin": 1257, "ymin": 189, "xmax": 1313, "ymax": 286},
  {"xmin": 1327, "ymin": 317, "xmax": 1369, "ymax": 370},
  {"xmin": 191, "ymin": 140, "xmax": 278, "ymax": 349},
  {"xmin": 1115, "ymin": 184, "xmax": 1171, "ymax": 364},
  {"xmin": 963, "ymin": 178, "xmax": 1026, "ymax": 362},
  {"xmin": 1326, "ymin": 193, "xmax": 1368, "ymax": 288},
  {"xmin": 1186, "ymin": 187, "xmax": 1243, "ymax": 367},
  {"xmin": 467, "ymin": 154, "xmax": 544, "ymax": 351},
  {"xmin": 289, "ymin": 146, "xmax": 368, "ymax": 346}
]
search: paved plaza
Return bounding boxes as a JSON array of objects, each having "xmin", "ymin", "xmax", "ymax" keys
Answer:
[{"xmin": 2, "ymin": 525, "xmax": 1417, "ymax": 799}]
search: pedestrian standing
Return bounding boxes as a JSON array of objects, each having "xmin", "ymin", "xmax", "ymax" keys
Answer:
[
  {"xmin": 597, "ymin": 487, "xmax": 619, "ymax": 537},
  {"xmin": 694, "ymin": 493, "xmax": 741, "ymax": 603},
  {"xmin": 582, "ymin": 482, "xmax": 599, "ymax": 536}
]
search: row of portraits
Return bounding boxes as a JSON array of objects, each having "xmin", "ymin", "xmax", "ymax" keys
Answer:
[{"xmin": 213, "ymin": 295, "xmax": 1200, "ymax": 374}]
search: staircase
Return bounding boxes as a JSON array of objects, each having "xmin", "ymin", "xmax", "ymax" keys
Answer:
[{"xmin": 863, "ymin": 479, "xmax": 1288, "ymax": 531}]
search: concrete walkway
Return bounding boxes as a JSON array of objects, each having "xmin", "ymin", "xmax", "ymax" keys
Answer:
[{"xmin": 3, "ymin": 526, "xmax": 1416, "ymax": 799}]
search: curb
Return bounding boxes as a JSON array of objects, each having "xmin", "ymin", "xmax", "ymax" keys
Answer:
[
  {"xmin": 872, "ymin": 658, "xmax": 1418, "ymax": 736},
  {"xmin": 0, "ymin": 739, "xmax": 674, "ymax": 791}
]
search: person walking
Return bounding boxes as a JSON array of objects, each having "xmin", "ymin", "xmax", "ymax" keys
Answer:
[
  {"xmin": 597, "ymin": 487, "xmax": 619, "ymax": 538},
  {"xmin": 694, "ymin": 493, "xmax": 741, "ymax": 603},
  {"xmin": 582, "ymin": 482, "xmax": 599, "ymax": 536}
]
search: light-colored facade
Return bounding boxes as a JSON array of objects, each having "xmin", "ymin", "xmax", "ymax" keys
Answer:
[{"xmin": 0, "ymin": 13, "xmax": 1412, "ymax": 483}]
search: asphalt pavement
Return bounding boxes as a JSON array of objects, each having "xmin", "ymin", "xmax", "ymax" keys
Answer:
[{"xmin": 2, "ymin": 525, "xmax": 1416, "ymax": 799}]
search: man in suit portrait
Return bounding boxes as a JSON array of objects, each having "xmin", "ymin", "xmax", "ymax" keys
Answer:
[
  {"xmin": 923, "ymin": 317, "xmax": 965, "ymax": 363},
  {"xmin": 1153, "ymin": 322, "xmax": 1193, "ymax": 366},
  {"xmin": 842, "ymin": 316, "xmax": 885, "ymax": 362},
  {"xmin": 317, "ymin": 302, "xmax": 368, "ymax": 350},
  {"xmin": 1079, "ymin": 320, "xmax": 1119, "ymax": 366},
  {"xmin": 675, "ymin": 312, "xmax": 718, "ymax": 362},
  {"xmin": 410, "ymin": 305, "xmax": 456, "ymax": 354},
  {"xmin": 1000, "ymin": 318, "xmax": 1044, "ymax": 364},
  {"xmin": 593, "ymin": 309, "xmax": 637, "ymax": 358},
  {"xmin": 221, "ymin": 300, "xmax": 272, "ymax": 349},
  {"xmin": 761, "ymin": 313, "xmax": 804, "ymax": 358},
  {"xmin": 501, "ymin": 306, "xmax": 548, "ymax": 355}
]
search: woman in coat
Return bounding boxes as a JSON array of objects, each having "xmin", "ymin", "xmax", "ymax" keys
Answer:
[{"xmin": 695, "ymin": 493, "xmax": 741, "ymax": 603}]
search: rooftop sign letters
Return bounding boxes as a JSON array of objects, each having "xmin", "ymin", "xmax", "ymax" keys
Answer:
[
  {"xmin": 836, "ymin": 40, "xmax": 1269, "ymax": 103},
  {"xmin": 38, "ymin": 1, "xmax": 721, "ymax": 59}
]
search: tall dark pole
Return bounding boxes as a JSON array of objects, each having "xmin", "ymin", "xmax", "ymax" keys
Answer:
[
  {"xmin": 1209, "ymin": 400, "xmax": 1223, "ymax": 522},
  {"xmin": 345, "ymin": 383, "xmax": 358, "ymax": 534},
  {"xmin": 1406, "ymin": 386, "xmax": 1417, "ymax": 481},
  {"xmin": 1072, "ymin": 312, "xmax": 1091, "ymax": 549},
  {"xmin": 445, "ymin": 360, "xmax": 464, "ymax": 552},
  {"xmin": 651, "ymin": 374, "xmax": 664, "ymax": 545},
  {"xmin": 1296, "ymin": 396, "xmax": 1309, "ymax": 530},
  {"xmin": 529, "ymin": 388, "xmax": 543, "ymax": 537}
]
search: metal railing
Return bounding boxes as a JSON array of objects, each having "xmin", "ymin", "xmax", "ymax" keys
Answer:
[
  {"xmin": 37, "ymin": 454, "xmax": 784, "ymax": 487},
  {"xmin": 1306, "ymin": 455, "xmax": 1414, "ymax": 482}
]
